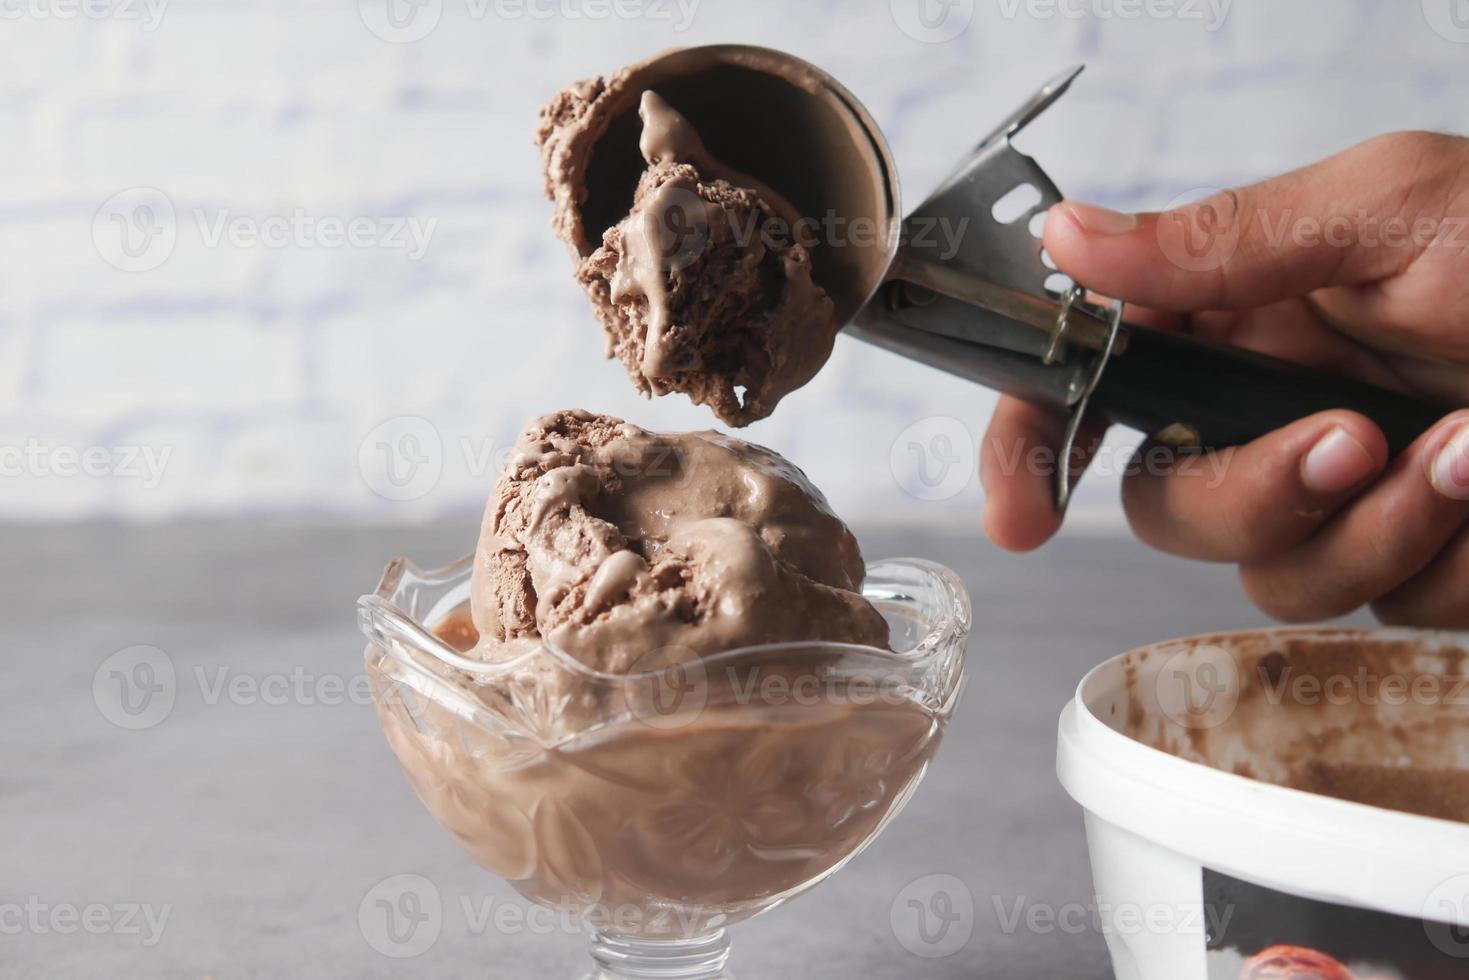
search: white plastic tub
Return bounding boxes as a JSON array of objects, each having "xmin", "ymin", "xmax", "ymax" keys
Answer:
[{"xmin": 1057, "ymin": 627, "xmax": 1469, "ymax": 980}]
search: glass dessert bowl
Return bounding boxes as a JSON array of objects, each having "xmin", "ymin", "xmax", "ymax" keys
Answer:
[{"xmin": 358, "ymin": 554, "xmax": 970, "ymax": 979}]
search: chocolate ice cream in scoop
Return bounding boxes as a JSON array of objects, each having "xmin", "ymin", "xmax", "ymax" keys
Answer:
[
  {"xmin": 536, "ymin": 46, "xmax": 899, "ymax": 426},
  {"xmin": 573, "ymin": 94, "xmax": 835, "ymax": 425}
]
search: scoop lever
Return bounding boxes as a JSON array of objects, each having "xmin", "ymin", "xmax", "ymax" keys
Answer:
[{"xmin": 850, "ymin": 64, "xmax": 1447, "ymax": 509}]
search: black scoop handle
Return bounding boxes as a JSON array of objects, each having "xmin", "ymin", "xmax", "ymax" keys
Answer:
[{"xmin": 1090, "ymin": 323, "xmax": 1452, "ymax": 456}]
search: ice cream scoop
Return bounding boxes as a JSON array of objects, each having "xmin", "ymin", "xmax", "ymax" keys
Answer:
[
  {"xmin": 538, "ymin": 47, "xmax": 895, "ymax": 424},
  {"xmin": 537, "ymin": 46, "xmax": 895, "ymax": 323},
  {"xmin": 541, "ymin": 46, "xmax": 1448, "ymax": 507}
]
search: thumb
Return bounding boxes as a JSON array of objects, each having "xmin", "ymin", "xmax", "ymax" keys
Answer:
[{"xmin": 1042, "ymin": 132, "xmax": 1456, "ymax": 313}]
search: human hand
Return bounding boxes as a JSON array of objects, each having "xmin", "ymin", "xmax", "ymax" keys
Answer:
[{"xmin": 980, "ymin": 131, "xmax": 1469, "ymax": 626}]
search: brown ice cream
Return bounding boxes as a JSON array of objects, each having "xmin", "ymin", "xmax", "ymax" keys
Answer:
[
  {"xmin": 365, "ymin": 411, "xmax": 955, "ymax": 939},
  {"xmin": 470, "ymin": 408, "xmax": 887, "ymax": 674},
  {"xmin": 579, "ymin": 93, "xmax": 836, "ymax": 425},
  {"xmin": 536, "ymin": 47, "xmax": 898, "ymax": 426},
  {"xmin": 1122, "ymin": 631, "xmax": 1469, "ymax": 824},
  {"xmin": 542, "ymin": 87, "xmax": 836, "ymax": 425}
]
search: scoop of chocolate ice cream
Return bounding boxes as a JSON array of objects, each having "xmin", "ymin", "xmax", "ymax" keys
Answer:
[
  {"xmin": 470, "ymin": 409, "xmax": 887, "ymax": 674},
  {"xmin": 538, "ymin": 78, "xmax": 839, "ymax": 426},
  {"xmin": 536, "ymin": 73, "xmax": 613, "ymax": 254},
  {"xmin": 578, "ymin": 155, "xmax": 835, "ymax": 425}
]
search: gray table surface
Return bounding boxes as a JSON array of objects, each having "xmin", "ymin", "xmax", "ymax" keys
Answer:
[{"xmin": 3, "ymin": 520, "xmax": 1369, "ymax": 979}]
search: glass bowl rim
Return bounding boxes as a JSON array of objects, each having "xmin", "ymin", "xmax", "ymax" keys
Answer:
[{"xmin": 358, "ymin": 553, "xmax": 971, "ymax": 685}]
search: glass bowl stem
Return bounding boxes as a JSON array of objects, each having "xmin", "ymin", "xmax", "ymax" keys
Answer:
[{"xmin": 587, "ymin": 929, "xmax": 733, "ymax": 979}]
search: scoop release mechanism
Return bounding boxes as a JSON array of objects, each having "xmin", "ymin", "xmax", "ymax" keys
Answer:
[{"xmin": 849, "ymin": 65, "xmax": 1448, "ymax": 508}]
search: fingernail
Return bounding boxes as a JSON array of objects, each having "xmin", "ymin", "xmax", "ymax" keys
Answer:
[
  {"xmin": 1062, "ymin": 202, "xmax": 1139, "ymax": 237},
  {"xmin": 1302, "ymin": 427, "xmax": 1377, "ymax": 494},
  {"xmin": 1431, "ymin": 423, "xmax": 1469, "ymax": 500}
]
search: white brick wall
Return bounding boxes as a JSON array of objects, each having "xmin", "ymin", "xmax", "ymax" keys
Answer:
[{"xmin": 3, "ymin": 0, "xmax": 1466, "ymax": 526}]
